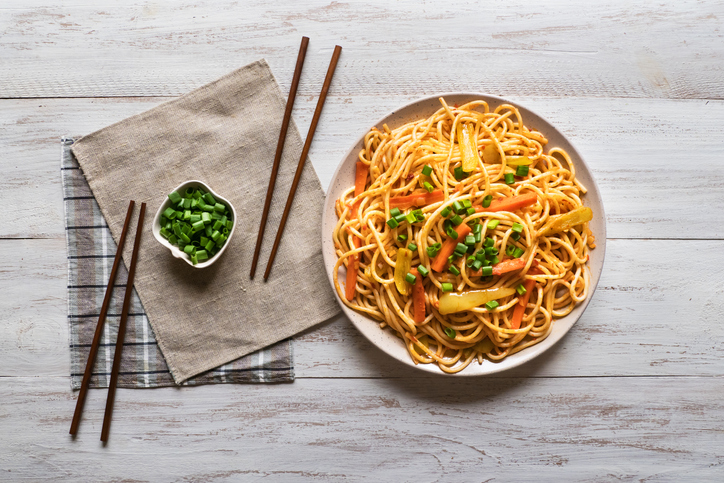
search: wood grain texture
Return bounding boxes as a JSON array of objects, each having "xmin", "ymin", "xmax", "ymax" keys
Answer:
[
  {"xmin": 1, "ymin": 0, "xmax": 723, "ymax": 99},
  {"xmin": 3, "ymin": 237, "xmax": 723, "ymax": 378},
  {"xmin": 2, "ymin": 97, "xmax": 724, "ymax": 239},
  {"xmin": 1, "ymin": 376, "xmax": 722, "ymax": 482}
]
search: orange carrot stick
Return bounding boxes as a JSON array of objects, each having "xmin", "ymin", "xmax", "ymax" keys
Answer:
[
  {"xmin": 475, "ymin": 192, "xmax": 537, "ymax": 213},
  {"xmin": 389, "ymin": 189, "xmax": 445, "ymax": 210},
  {"xmin": 492, "ymin": 257, "xmax": 527, "ymax": 276},
  {"xmin": 410, "ymin": 267, "xmax": 426, "ymax": 324},
  {"xmin": 350, "ymin": 162, "xmax": 370, "ymax": 219},
  {"xmin": 345, "ymin": 237, "xmax": 359, "ymax": 301},
  {"xmin": 431, "ymin": 224, "xmax": 472, "ymax": 272},
  {"xmin": 510, "ymin": 267, "xmax": 541, "ymax": 329}
]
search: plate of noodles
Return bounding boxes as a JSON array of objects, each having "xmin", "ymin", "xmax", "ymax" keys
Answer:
[{"xmin": 322, "ymin": 93, "xmax": 605, "ymax": 375}]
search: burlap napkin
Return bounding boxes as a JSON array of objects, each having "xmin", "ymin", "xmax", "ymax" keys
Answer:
[{"xmin": 71, "ymin": 59, "xmax": 340, "ymax": 384}]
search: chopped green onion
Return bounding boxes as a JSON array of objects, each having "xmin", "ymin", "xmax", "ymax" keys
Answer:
[
  {"xmin": 444, "ymin": 326, "xmax": 456, "ymax": 338},
  {"xmin": 202, "ymin": 193, "xmax": 216, "ymax": 206},
  {"xmin": 466, "ymin": 207, "xmax": 476, "ymax": 216},
  {"xmin": 504, "ymin": 173, "xmax": 515, "ymax": 185},
  {"xmin": 184, "ymin": 245, "xmax": 195, "ymax": 255},
  {"xmin": 196, "ymin": 250, "xmax": 209, "ymax": 261},
  {"xmin": 386, "ymin": 218, "xmax": 399, "ymax": 229},
  {"xmin": 484, "ymin": 237, "xmax": 495, "ymax": 248},
  {"xmin": 168, "ymin": 234, "xmax": 178, "ymax": 245},
  {"xmin": 506, "ymin": 245, "xmax": 516, "ymax": 256},
  {"xmin": 475, "ymin": 250, "xmax": 486, "ymax": 262},
  {"xmin": 472, "ymin": 259, "xmax": 483, "ymax": 271},
  {"xmin": 512, "ymin": 222, "xmax": 524, "ymax": 233},
  {"xmin": 516, "ymin": 165, "xmax": 529, "ymax": 177},
  {"xmin": 511, "ymin": 232, "xmax": 521, "ymax": 241},
  {"xmin": 413, "ymin": 210, "xmax": 425, "ymax": 222},
  {"xmin": 405, "ymin": 272, "xmax": 417, "ymax": 284},
  {"xmin": 472, "ymin": 223, "xmax": 483, "ymax": 234},
  {"xmin": 516, "ymin": 284, "xmax": 527, "ymax": 295},
  {"xmin": 407, "ymin": 243, "xmax": 418, "ymax": 252},
  {"xmin": 462, "ymin": 199, "xmax": 472, "ymax": 209},
  {"xmin": 466, "ymin": 257, "xmax": 476, "ymax": 267},
  {"xmin": 423, "ymin": 181, "xmax": 434, "ymax": 193},
  {"xmin": 449, "ymin": 265, "xmax": 460, "ymax": 276},
  {"xmin": 213, "ymin": 220, "xmax": 223, "ymax": 231},
  {"xmin": 512, "ymin": 247, "xmax": 525, "ymax": 258},
  {"xmin": 452, "ymin": 201, "xmax": 464, "ymax": 214},
  {"xmin": 454, "ymin": 243, "xmax": 468, "ymax": 255},
  {"xmin": 390, "ymin": 207, "xmax": 401, "ymax": 217},
  {"xmin": 453, "ymin": 166, "xmax": 465, "ymax": 180},
  {"xmin": 417, "ymin": 265, "xmax": 429, "ymax": 277},
  {"xmin": 394, "ymin": 213, "xmax": 407, "ymax": 223},
  {"xmin": 160, "ymin": 228, "xmax": 171, "ymax": 239},
  {"xmin": 404, "ymin": 212, "xmax": 416, "ymax": 224},
  {"xmin": 450, "ymin": 214, "xmax": 464, "ymax": 226},
  {"xmin": 422, "ymin": 165, "xmax": 433, "ymax": 176},
  {"xmin": 446, "ymin": 227, "xmax": 459, "ymax": 239},
  {"xmin": 427, "ymin": 243, "xmax": 442, "ymax": 257},
  {"xmin": 465, "ymin": 235, "xmax": 476, "ymax": 246},
  {"xmin": 191, "ymin": 220, "xmax": 205, "ymax": 232},
  {"xmin": 487, "ymin": 220, "xmax": 500, "ymax": 230},
  {"xmin": 440, "ymin": 206, "xmax": 452, "ymax": 217},
  {"xmin": 397, "ymin": 234, "xmax": 408, "ymax": 243},
  {"xmin": 162, "ymin": 207, "xmax": 176, "ymax": 219},
  {"xmin": 485, "ymin": 246, "xmax": 499, "ymax": 256},
  {"xmin": 482, "ymin": 195, "xmax": 492, "ymax": 208},
  {"xmin": 490, "ymin": 255, "xmax": 500, "ymax": 265},
  {"xmin": 485, "ymin": 300, "xmax": 499, "ymax": 311},
  {"xmin": 183, "ymin": 198, "xmax": 192, "ymax": 209},
  {"xmin": 482, "ymin": 266, "xmax": 493, "ymax": 277},
  {"xmin": 168, "ymin": 191, "xmax": 183, "ymax": 204},
  {"xmin": 441, "ymin": 282, "xmax": 454, "ymax": 292}
]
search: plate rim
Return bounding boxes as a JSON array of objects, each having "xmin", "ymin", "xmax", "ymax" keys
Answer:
[{"xmin": 321, "ymin": 92, "xmax": 607, "ymax": 376}]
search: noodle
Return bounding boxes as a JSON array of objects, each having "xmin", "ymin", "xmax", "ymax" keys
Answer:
[{"xmin": 332, "ymin": 98, "xmax": 596, "ymax": 373}]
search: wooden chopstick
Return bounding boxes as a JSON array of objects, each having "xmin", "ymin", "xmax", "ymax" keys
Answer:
[
  {"xmin": 100, "ymin": 202, "xmax": 146, "ymax": 443},
  {"xmin": 250, "ymin": 36, "xmax": 310, "ymax": 279},
  {"xmin": 69, "ymin": 200, "xmax": 135, "ymax": 437},
  {"xmin": 263, "ymin": 45, "xmax": 342, "ymax": 280}
]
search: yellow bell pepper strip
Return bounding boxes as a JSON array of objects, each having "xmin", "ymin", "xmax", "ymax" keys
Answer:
[
  {"xmin": 538, "ymin": 206, "xmax": 593, "ymax": 237},
  {"xmin": 438, "ymin": 287, "xmax": 516, "ymax": 315},
  {"xmin": 394, "ymin": 247, "xmax": 414, "ymax": 295},
  {"xmin": 456, "ymin": 123, "xmax": 481, "ymax": 172},
  {"xmin": 482, "ymin": 143, "xmax": 500, "ymax": 164}
]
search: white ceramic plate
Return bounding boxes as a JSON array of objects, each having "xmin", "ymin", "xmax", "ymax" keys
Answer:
[{"xmin": 322, "ymin": 93, "xmax": 606, "ymax": 375}]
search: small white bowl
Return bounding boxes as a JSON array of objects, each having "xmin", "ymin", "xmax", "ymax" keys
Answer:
[{"xmin": 152, "ymin": 180, "xmax": 237, "ymax": 269}]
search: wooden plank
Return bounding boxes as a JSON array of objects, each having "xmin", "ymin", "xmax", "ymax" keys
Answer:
[
  {"xmin": 1, "ymin": 96, "xmax": 723, "ymax": 239},
  {"xmin": 3, "ymin": 237, "xmax": 723, "ymax": 378},
  {"xmin": 1, "ymin": 375, "xmax": 722, "ymax": 481},
  {"xmin": 0, "ymin": 1, "xmax": 723, "ymax": 99}
]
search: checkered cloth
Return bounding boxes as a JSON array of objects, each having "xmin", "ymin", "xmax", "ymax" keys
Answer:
[{"xmin": 61, "ymin": 137, "xmax": 294, "ymax": 389}]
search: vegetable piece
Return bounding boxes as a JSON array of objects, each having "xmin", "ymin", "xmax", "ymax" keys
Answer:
[
  {"xmin": 511, "ymin": 222, "xmax": 524, "ymax": 233},
  {"xmin": 390, "ymin": 207, "xmax": 401, "ymax": 217},
  {"xmin": 441, "ymin": 282, "xmax": 454, "ymax": 292},
  {"xmin": 482, "ymin": 195, "xmax": 492, "ymax": 208},
  {"xmin": 440, "ymin": 206, "xmax": 452, "ymax": 217},
  {"xmin": 485, "ymin": 300, "xmax": 499, "ymax": 311},
  {"xmin": 453, "ymin": 166, "xmax": 467, "ymax": 180},
  {"xmin": 516, "ymin": 283, "xmax": 527, "ymax": 295},
  {"xmin": 345, "ymin": 237, "xmax": 360, "ymax": 301},
  {"xmin": 457, "ymin": 123, "xmax": 481, "ymax": 172},
  {"xmin": 168, "ymin": 191, "xmax": 182, "ymax": 204},
  {"xmin": 417, "ymin": 265, "xmax": 429, "ymax": 277},
  {"xmin": 410, "ymin": 267, "xmax": 426, "ymax": 324},
  {"xmin": 405, "ymin": 272, "xmax": 417, "ymax": 284},
  {"xmin": 386, "ymin": 217, "xmax": 399, "ymax": 229},
  {"xmin": 475, "ymin": 192, "xmax": 538, "ymax": 213},
  {"xmin": 450, "ymin": 214, "xmax": 464, "ymax": 226},
  {"xmin": 431, "ymin": 224, "xmax": 472, "ymax": 272},
  {"xmin": 421, "ymin": 165, "xmax": 433, "ymax": 176},
  {"xmin": 355, "ymin": 161, "xmax": 369, "ymax": 196},
  {"xmin": 426, "ymin": 243, "xmax": 442, "ymax": 258},
  {"xmin": 394, "ymin": 248, "xmax": 414, "ymax": 295},
  {"xmin": 407, "ymin": 243, "xmax": 418, "ymax": 252},
  {"xmin": 473, "ymin": 337, "xmax": 495, "ymax": 354},
  {"xmin": 397, "ymin": 234, "xmax": 408, "ymax": 243},
  {"xmin": 512, "ymin": 247, "xmax": 525, "ymax": 258},
  {"xmin": 389, "ymin": 189, "xmax": 445, "ymax": 209},
  {"xmin": 487, "ymin": 219, "xmax": 500, "ymax": 230},
  {"xmin": 493, "ymin": 257, "xmax": 526, "ymax": 275},
  {"xmin": 196, "ymin": 250, "xmax": 209, "ymax": 261},
  {"xmin": 438, "ymin": 287, "xmax": 516, "ymax": 315},
  {"xmin": 511, "ymin": 267, "xmax": 542, "ymax": 329},
  {"xmin": 516, "ymin": 165, "xmax": 529, "ymax": 176},
  {"xmin": 504, "ymin": 173, "xmax": 515, "ymax": 184},
  {"xmin": 423, "ymin": 181, "xmax": 434, "ymax": 193},
  {"xmin": 481, "ymin": 266, "xmax": 493, "ymax": 276},
  {"xmin": 444, "ymin": 327, "xmax": 456, "ymax": 338},
  {"xmin": 538, "ymin": 206, "xmax": 593, "ymax": 236},
  {"xmin": 449, "ymin": 265, "xmax": 461, "ymax": 276},
  {"xmin": 482, "ymin": 143, "xmax": 500, "ymax": 164}
]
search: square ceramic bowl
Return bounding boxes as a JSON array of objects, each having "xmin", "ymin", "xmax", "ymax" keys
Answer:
[{"xmin": 152, "ymin": 180, "xmax": 237, "ymax": 269}]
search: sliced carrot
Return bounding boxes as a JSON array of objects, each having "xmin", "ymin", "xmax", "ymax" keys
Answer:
[
  {"xmin": 431, "ymin": 224, "xmax": 472, "ymax": 272},
  {"xmin": 474, "ymin": 192, "xmax": 537, "ymax": 213},
  {"xmin": 345, "ymin": 237, "xmax": 360, "ymax": 301},
  {"xmin": 492, "ymin": 257, "xmax": 527, "ymax": 276},
  {"xmin": 510, "ymin": 266, "xmax": 542, "ymax": 329},
  {"xmin": 355, "ymin": 161, "xmax": 369, "ymax": 196},
  {"xmin": 389, "ymin": 189, "xmax": 445, "ymax": 210},
  {"xmin": 410, "ymin": 267, "xmax": 426, "ymax": 324}
]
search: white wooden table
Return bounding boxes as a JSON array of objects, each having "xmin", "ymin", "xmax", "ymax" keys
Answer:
[{"xmin": 2, "ymin": 1, "xmax": 723, "ymax": 480}]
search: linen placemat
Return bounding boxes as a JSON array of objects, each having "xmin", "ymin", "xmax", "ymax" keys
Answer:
[
  {"xmin": 70, "ymin": 59, "xmax": 340, "ymax": 384},
  {"xmin": 62, "ymin": 137, "xmax": 294, "ymax": 389}
]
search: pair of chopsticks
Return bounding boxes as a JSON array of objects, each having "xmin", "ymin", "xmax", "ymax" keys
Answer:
[
  {"xmin": 69, "ymin": 200, "xmax": 146, "ymax": 442},
  {"xmin": 250, "ymin": 37, "xmax": 342, "ymax": 280}
]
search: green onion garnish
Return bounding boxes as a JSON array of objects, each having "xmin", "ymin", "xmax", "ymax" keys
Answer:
[
  {"xmin": 422, "ymin": 165, "xmax": 433, "ymax": 176},
  {"xmin": 472, "ymin": 223, "xmax": 483, "ymax": 234},
  {"xmin": 487, "ymin": 220, "xmax": 500, "ymax": 230},
  {"xmin": 454, "ymin": 243, "xmax": 468, "ymax": 255},
  {"xmin": 446, "ymin": 226, "xmax": 459, "ymax": 239},
  {"xmin": 450, "ymin": 214, "xmax": 464, "ymax": 226},
  {"xmin": 466, "ymin": 257, "xmax": 476, "ymax": 267},
  {"xmin": 484, "ymin": 237, "xmax": 494, "ymax": 248},
  {"xmin": 516, "ymin": 165, "xmax": 529, "ymax": 177},
  {"xmin": 407, "ymin": 243, "xmax": 418, "ymax": 252},
  {"xmin": 449, "ymin": 265, "xmax": 461, "ymax": 276},
  {"xmin": 454, "ymin": 166, "xmax": 465, "ymax": 180},
  {"xmin": 485, "ymin": 246, "xmax": 499, "ymax": 256},
  {"xmin": 475, "ymin": 250, "xmax": 486, "ymax": 262},
  {"xmin": 485, "ymin": 300, "xmax": 499, "ymax": 311},
  {"xmin": 390, "ymin": 207, "xmax": 401, "ymax": 217},
  {"xmin": 405, "ymin": 272, "xmax": 417, "ymax": 284},
  {"xmin": 394, "ymin": 213, "xmax": 407, "ymax": 223},
  {"xmin": 490, "ymin": 255, "xmax": 500, "ymax": 265},
  {"xmin": 441, "ymin": 206, "xmax": 452, "ymax": 217},
  {"xmin": 386, "ymin": 217, "xmax": 399, "ymax": 229},
  {"xmin": 482, "ymin": 266, "xmax": 493, "ymax": 277},
  {"xmin": 168, "ymin": 191, "xmax": 183, "ymax": 204},
  {"xmin": 405, "ymin": 212, "xmax": 417, "ymax": 224},
  {"xmin": 465, "ymin": 235, "xmax": 476, "ymax": 246},
  {"xmin": 397, "ymin": 234, "xmax": 408, "ymax": 242},
  {"xmin": 506, "ymin": 245, "xmax": 516, "ymax": 256},
  {"xmin": 417, "ymin": 265, "xmax": 429, "ymax": 277},
  {"xmin": 452, "ymin": 201, "xmax": 464, "ymax": 214},
  {"xmin": 444, "ymin": 326, "xmax": 456, "ymax": 338},
  {"xmin": 516, "ymin": 284, "xmax": 527, "ymax": 295},
  {"xmin": 423, "ymin": 181, "xmax": 434, "ymax": 193},
  {"xmin": 511, "ymin": 232, "xmax": 521, "ymax": 241},
  {"xmin": 441, "ymin": 282, "xmax": 454, "ymax": 292},
  {"xmin": 427, "ymin": 243, "xmax": 442, "ymax": 257},
  {"xmin": 504, "ymin": 173, "xmax": 515, "ymax": 184},
  {"xmin": 512, "ymin": 247, "xmax": 525, "ymax": 258},
  {"xmin": 482, "ymin": 195, "xmax": 492, "ymax": 208},
  {"xmin": 472, "ymin": 259, "xmax": 483, "ymax": 271},
  {"xmin": 512, "ymin": 222, "xmax": 524, "ymax": 233}
]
